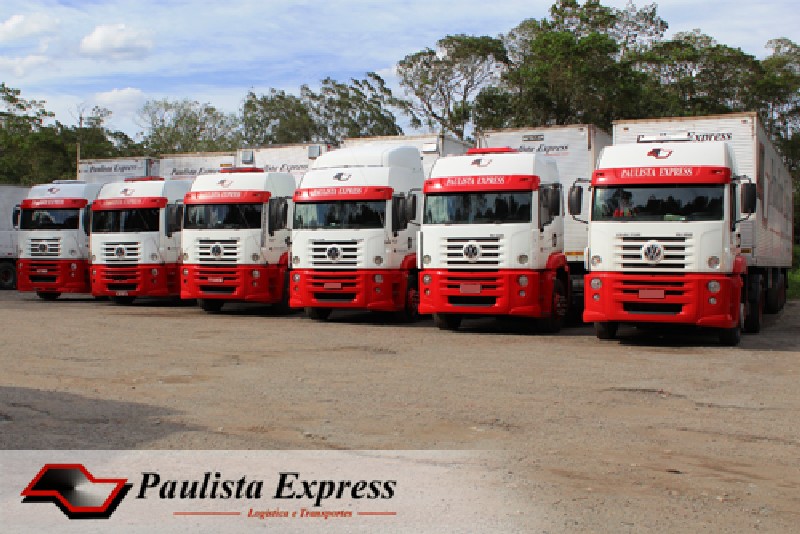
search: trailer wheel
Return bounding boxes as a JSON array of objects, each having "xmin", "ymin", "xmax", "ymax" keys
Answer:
[
  {"xmin": 743, "ymin": 274, "xmax": 764, "ymax": 333},
  {"xmin": 0, "ymin": 262, "xmax": 16, "ymax": 290},
  {"xmin": 36, "ymin": 291, "xmax": 60, "ymax": 301},
  {"xmin": 764, "ymin": 270, "xmax": 785, "ymax": 314},
  {"xmin": 111, "ymin": 296, "xmax": 135, "ymax": 305},
  {"xmin": 198, "ymin": 299, "xmax": 224, "ymax": 313},
  {"xmin": 539, "ymin": 279, "xmax": 568, "ymax": 333},
  {"xmin": 433, "ymin": 313, "xmax": 461, "ymax": 331},
  {"xmin": 394, "ymin": 274, "xmax": 420, "ymax": 323},
  {"xmin": 306, "ymin": 307, "xmax": 332, "ymax": 321},
  {"xmin": 594, "ymin": 322, "xmax": 618, "ymax": 340}
]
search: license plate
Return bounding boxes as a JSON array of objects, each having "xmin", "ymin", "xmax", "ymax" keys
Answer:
[
  {"xmin": 116, "ymin": 290, "xmax": 128, "ymax": 296},
  {"xmin": 639, "ymin": 289, "xmax": 665, "ymax": 299},
  {"xmin": 460, "ymin": 283, "xmax": 481, "ymax": 295},
  {"xmin": 37, "ymin": 269, "xmax": 48, "ymax": 274},
  {"xmin": 208, "ymin": 277, "xmax": 223, "ymax": 283},
  {"xmin": 324, "ymin": 282, "xmax": 342, "ymax": 290}
]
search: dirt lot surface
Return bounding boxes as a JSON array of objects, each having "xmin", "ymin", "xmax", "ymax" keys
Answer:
[{"xmin": 1, "ymin": 290, "xmax": 799, "ymax": 532}]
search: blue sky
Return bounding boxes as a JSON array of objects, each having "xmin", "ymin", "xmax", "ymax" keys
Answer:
[{"xmin": 1, "ymin": 0, "xmax": 798, "ymax": 139}]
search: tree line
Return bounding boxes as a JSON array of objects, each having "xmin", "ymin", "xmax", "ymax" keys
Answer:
[{"xmin": 1, "ymin": 1, "xmax": 798, "ymax": 199}]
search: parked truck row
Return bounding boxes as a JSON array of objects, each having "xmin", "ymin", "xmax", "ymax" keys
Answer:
[{"xmin": 8, "ymin": 113, "xmax": 794, "ymax": 345}]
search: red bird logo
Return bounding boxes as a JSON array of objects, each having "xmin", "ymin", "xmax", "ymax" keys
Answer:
[{"xmin": 647, "ymin": 148, "xmax": 673, "ymax": 159}]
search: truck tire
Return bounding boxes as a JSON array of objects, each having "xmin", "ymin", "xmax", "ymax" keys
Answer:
[
  {"xmin": 306, "ymin": 307, "xmax": 332, "ymax": 321},
  {"xmin": 594, "ymin": 322, "xmax": 618, "ymax": 340},
  {"xmin": 36, "ymin": 291, "xmax": 60, "ymax": 301},
  {"xmin": 743, "ymin": 274, "xmax": 763, "ymax": 334},
  {"xmin": 0, "ymin": 262, "xmax": 16, "ymax": 290},
  {"xmin": 718, "ymin": 326, "xmax": 741, "ymax": 346},
  {"xmin": 764, "ymin": 270, "xmax": 785, "ymax": 314},
  {"xmin": 539, "ymin": 279, "xmax": 568, "ymax": 333},
  {"xmin": 198, "ymin": 299, "xmax": 224, "ymax": 313},
  {"xmin": 111, "ymin": 296, "xmax": 135, "ymax": 305},
  {"xmin": 394, "ymin": 274, "xmax": 420, "ymax": 323},
  {"xmin": 272, "ymin": 272, "xmax": 291, "ymax": 314},
  {"xmin": 433, "ymin": 313, "xmax": 461, "ymax": 331}
]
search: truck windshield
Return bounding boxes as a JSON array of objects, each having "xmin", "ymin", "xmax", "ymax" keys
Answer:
[
  {"xmin": 92, "ymin": 209, "xmax": 160, "ymax": 233},
  {"xmin": 592, "ymin": 185, "xmax": 725, "ymax": 222},
  {"xmin": 424, "ymin": 192, "xmax": 533, "ymax": 224},
  {"xmin": 183, "ymin": 203, "xmax": 262, "ymax": 230},
  {"xmin": 20, "ymin": 209, "xmax": 80, "ymax": 230},
  {"xmin": 293, "ymin": 201, "xmax": 385, "ymax": 230}
]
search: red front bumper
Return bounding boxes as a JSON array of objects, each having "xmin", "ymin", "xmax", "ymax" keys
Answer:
[
  {"xmin": 289, "ymin": 269, "xmax": 408, "ymax": 312},
  {"xmin": 180, "ymin": 263, "xmax": 286, "ymax": 303},
  {"xmin": 417, "ymin": 269, "xmax": 555, "ymax": 317},
  {"xmin": 17, "ymin": 259, "xmax": 91, "ymax": 294},
  {"xmin": 583, "ymin": 272, "xmax": 741, "ymax": 329},
  {"xmin": 91, "ymin": 263, "xmax": 180, "ymax": 298}
]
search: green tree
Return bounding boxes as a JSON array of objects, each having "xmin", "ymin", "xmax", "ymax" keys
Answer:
[
  {"xmin": 241, "ymin": 89, "xmax": 320, "ymax": 146},
  {"xmin": 137, "ymin": 99, "xmax": 242, "ymax": 154}
]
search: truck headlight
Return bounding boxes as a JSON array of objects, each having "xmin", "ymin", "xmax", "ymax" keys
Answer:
[
  {"xmin": 150, "ymin": 253, "xmax": 159, "ymax": 261},
  {"xmin": 590, "ymin": 255, "xmax": 602, "ymax": 268},
  {"xmin": 422, "ymin": 255, "xmax": 431, "ymax": 265},
  {"xmin": 374, "ymin": 256, "xmax": 383, "ymax": 266},
  {"xmin": 518, "ymin": 275, "xmax": 529, "ymax": 287},
  {"xmin": 707, "ymin": 280, "xmax": 721, "ymax": 293},
  {"xmin": 292, "ymin": 256, "xmax": 300, "ymax": 265},
  {"xmin": 422, "ymin": 274, "xmax": 432, "ymax": 285},
  {"xmin": 518, "ymin": 254, "xmax": 529, "ymax": 264},
  {"xmin": 707, "ymin": 256, "xmax": 720, "ymax": 269},
  {"xmin": 91, "ymin": 254, "xmax": 96, "ymax": 262},
  {"xmin": 70, "ymin": 263, "xmax": 77, "ymax": 271},
  {"xmin": 183, "ymin": 252, "xmax": 189, "ymax": 260},
  {"xmin": 151, "ymin": 268, "xmax": 158, "ymax": 276},
  {"xmin": 252, "ymin": 270, "xmax": 260, "ymax": 279},
  {"xmin": 292, "ymin": 273, "xmax": 301, "ymax": 282},
  {"xmin": 374, "ymin": 274, "xmax": 383, "ymax": 284},
  {"xmin": 590, "ymin": 278, "xmax": 602, "ymax": 290},
  {"xmin": 252, "ymin": 253, "xmax": 260, "ymax": 262},
  {"xmin": 69, "ymin": 249, "xmax": 77, "ymax": 256}
]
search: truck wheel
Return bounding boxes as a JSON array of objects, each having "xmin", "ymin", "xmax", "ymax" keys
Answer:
[
  {"xmin": 539, "ymin": 279, "xmax": 568, "ymax": 333},
  {"xmin": 36, "ymin": 291, "xmax": 60, "ymax": 301},
  {"xmin": 111, "ymin": 296, "xmax": 135, "ymax": 305},
  {"xmin": 718, "ymin": 325, "xmax": 741, "ymax": 346},
  {"xmin": 306, "ymin": 307, "xmax": 332, "ymax": 321},
  {"xmin": 394, "ymin": 274, "xmax": 420, "ymax": 323},
  {"xmin": 0, "ymin": 262, "xmax": 16, "ymax": 290},
  {"xmin": 433, "ymin": 313, "xmax": 461, "ymax": 331},
  {"xmin": 764, "ymin": 270, "xmax": 784, "ymax": 314},
  {"xmin": 272, "ymin": 272, "xmax": 291, "ymax": 314},
  {"xmin": 199, "ymin": 299, "xmax": 224, "ymax": 313},
  {"xmin": 594, "ymin": 322, "xmax": 618, "ymax": 340},
  {"xmin": 743, "ymin": 274, "xmax": 763, "ymax": 334}
]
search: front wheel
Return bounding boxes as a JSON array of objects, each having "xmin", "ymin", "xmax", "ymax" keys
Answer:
[
  {"xmin": 433, "ymin": 313, "xmax": 461, "ymax": 331},
  {"xmin": 718, "ymin": 325, "xmax": 741, "ymax": 346},
  {"xmin": 0, "ymin": 262, "xmax": 16, "ymax": 290},
  {"xmin": 306, "ymin": 307, "xmax": 332, "ymax": 321},
  {"xmin": 36, "ymin": 291, "xmax": 60, "ymax": 301},
  {"xmin": 743, "ymin": 274, "xmax": 763, "ymax": 334},
  {"xmin": 394, "ymin": 274, "xmax": 420, "ymax": 323},
  {"xmin": 111, "ymin": 296, "xmax": 135, "ymax": 305},
  {"xmin": 198, "ymin": 298, "xmax": 224, "ymax": 313},
  {"xmin": 539, "ymin": 279, "xmax": 568, "ymax": 333},
  {"xmin": 594, "ymin": 321, "xmax": 618, "ymax": 340}
]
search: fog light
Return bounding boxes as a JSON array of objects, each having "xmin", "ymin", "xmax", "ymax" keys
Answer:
[
  {"xmin": 292, "ymin": 273, "xmax": 301, "ymax": 282},
  {"xmin": 375, "ymin": 287, "xmax": 381, "ymax": 293},
  {"xmin": 422, "ymin": 274, "xmax": 432, "ymax": 285},
  {"xmin": 252, "ymin": 281, "xmax": 257, "ymax": 287},
  {"xmin": 709, "ymin": 297, "xmax": 717, "ymax": 305},
  {"xmin": 374, "ymin": 274, "xmax": 383, "ymax": 284},
  {"xmin": 519, "ymin": 290, "xmax": 526, "ymax": 297},
  {"xmin": 292, "ymin": 256, "xmax": 300, "ymax": 265},
  {"xmin": 707, "ymin": 256, "xmax": 720, "ymax": 269},
  {"xmin": 252, "ymin": 270, "xmax": 260, "ymax": 279},
  {"xmin": 422, "ymin": 255, "xmax": 431, "ymax": 265},
  {"xmin": 707, "ymin": 280, "xmax": 721, "ymax": 293},
  {"xmin": 518, "ymin": 254, "xmax": 528, "ymax": 264},
  {"xmin": 518, "ymin": 275, "xmax": 529, "ymax": 287},
  {"xmin": 151, "ymin": 268, "xmax": 158, "ymax": 276},
  {"xmin": 424, "ymin": 289, "xmax": 430, "ymax": 296},
  {"xmin": 590, "ymin": 278, "xmax": 602, "ymax": 290},
  {"xmin": 183, "ymin": 268, "xmax": 189, "ymax": 276},
  {"xmin": 251, "ymin": 253, "xmax": 260, "ymax": 262},
  {"xmin": 70, "ymin": 263, "xmax": 77, "ymax": 271},
  {"xmin": 150, "ymin": 253, "xmax": 159, "ymax": 261},
  {"xmin": 590, "ymin": 255, "xmax": 602, "ymax": 268},
  {"xmin": 592, "ymin": 294, "xmax": 600, "ymax": 301},
  {"xmin": 374, "ymin": 256, "xmax": 383, "ymax": 266}
]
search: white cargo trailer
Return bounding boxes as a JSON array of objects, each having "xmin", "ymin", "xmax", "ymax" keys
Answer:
[
  {"xmin": 235, "ymin": 145, "xmax": 333, "ymax": 184},
  {"xmin": 78, "ymin": 158, "xmax": 160, "ymax": 184},
  {"xmin": 342, "ymin": 134, "xmax": 471, "ymax": 178},
  {"xmin": 0, "ymin": 185, "xmax": 30, "ymax": 289},
  {"xmin": 159, "ymin": 152, "xmax": 235, "ymax": 180}
]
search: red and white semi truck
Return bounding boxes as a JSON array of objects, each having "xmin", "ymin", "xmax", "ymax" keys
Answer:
[
  {"xmin": 17, "ymin": 181, "xmax": 104, "ymax": 299},
  {"xmin": 570, "ymin": 112, "xmax": 793, "ymax": 345},
  {"xmin": 478, "ymin": 125, "xmax": 611, "ymax": 314},
  {"xmin": 418, "ymin": 148, "xmax": 570, "ymax": 331},
  {"xmin": 180, "ymin": 168, "xmax": 296, "ymax": 313},
  {"xmin": 289, "ymin": 144, "xmax": 425, "ymax": 321},
  {"xmin": 0, "ymin": 185, "xmax": 30, "ymax": 290},
  {"xmin": 90, "ymin": 177, "xmax": 192, "ymax": 304}
]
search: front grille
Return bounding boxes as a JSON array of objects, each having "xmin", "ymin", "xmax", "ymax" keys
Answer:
[
  {"xmin": 99, "ymin": 265, "xmax": 141, "ymax": 291},
  {"xmin": 307, "ymin": 271, "xmax": 359, "ymax": 301},
  {"xmin": 443, "ymin": 237, "xmax": 503, "ymax": 267},
  {"xmin": 310, "ymin": 240, "xmax": 361, "ymax": 267},
  {"xmin": 197, "ymin": 239, "xmax": 240, "ymax": 263},
  {"xmin": 102, "ymin": 242, "xmax": 141, "ymax": 263},
  {"xmin": 25, "ymin": 262, "xmax": 60, "ymax": 283},
  {"xmin": 29, "ymin": 238, "xmax": 60, "ymax": 257},
  {"xmin": 447, "ymin": 296, "xmax": 497, "ymax": 307},
  {"xmin": 614, "ymin": 236, "xmax": 693, "ymax": 271},
  {"xmin": 195, "ymin": 267, "xmax": 240, "ymax": 294}
]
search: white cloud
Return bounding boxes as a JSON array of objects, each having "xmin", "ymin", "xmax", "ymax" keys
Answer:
[
  {"xmin": 94, "ymin": 87, "xmax": 146, "ymax": 113},
  {"xmin": 0, "ymin": 13, "xmax": 57, "ymax": 42},
  {"xmin": 79, "ymin": 24, "xmax": 153, "ymax": 60},
  {"xmin": 0, "ymin": 54, "xmax": 49, "ymax": 77}
]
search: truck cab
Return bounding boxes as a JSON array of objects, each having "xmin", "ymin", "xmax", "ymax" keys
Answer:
[
  {"xmin": 90, "ymin": 177, "xmax": 192, "ymax": 304},
  {"xmin": 418, "ymin": 148, "xmax": 569, "ymax": 331},
  {"xmin": 17, "ymin": 181, "xmax": 102, "ymax": 300},
  {"xmin": 180, "ymin": 168, "xmax": 295, "ymax": 313},
  {"xmin": 289, "ymin": 144, "xmax": 424, "ymax": 321}
]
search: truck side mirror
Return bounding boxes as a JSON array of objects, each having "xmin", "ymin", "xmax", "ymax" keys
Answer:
[
  {"xmin": 12, "ymin": 205, "xmax": 21, "ymax": 229},
  {"xmin": 568, "ymin": 186, "xmax": 583, "ymax": 215},
  {"xmin": 741, "ymin": 183, "xmax": 757, "ymax": 214}
]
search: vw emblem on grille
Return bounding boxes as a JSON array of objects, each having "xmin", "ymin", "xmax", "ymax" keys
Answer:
[
  {"xmin": 326, "ymin": 246, "xmax": 341, "ymax": 262},
  {"xmin": 463, "ymin": 243, "xmax": 481, "ymax": 263},
  {"xmin": 115, "ymin": 246, "xmax": 126, "ymax": 259},
  {"xmin": 37, "ymin": 243, "xmax": 48, "ymax": 254},
  {"xmin": 210, "ymin": 244, "xmax": 223, "ymax": 258},
  {"xmin": 641, "ymin": 241, "xmax": 664, "ymax": 264}
]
